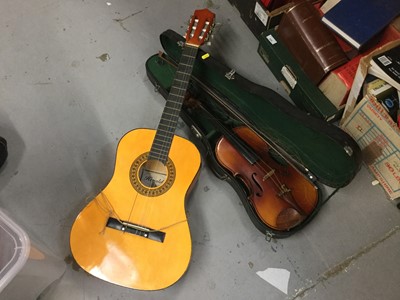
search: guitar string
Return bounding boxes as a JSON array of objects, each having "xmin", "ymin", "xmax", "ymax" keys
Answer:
[
  {"xmin": 94, "ymin": 191, "xmax": 187, "ymax": 233},
  {"xmin": 90, "ymin": 20, "xmax": 214, "ymax": 235},
  {"xmin": 127, "ymin": 187, "xmax": 141, "ymax": 228},
  {"xmin": 94, "ymin": 192, "xmax": 123, "ymax": 234},
  {"xmin": 154, "ymin": 45, "xmax": 198, "ymax": 163}
]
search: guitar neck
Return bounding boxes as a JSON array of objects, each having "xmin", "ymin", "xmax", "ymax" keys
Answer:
[{"xmin": 148, "ymin": 44, "xmax": 199, "ymax": 164}]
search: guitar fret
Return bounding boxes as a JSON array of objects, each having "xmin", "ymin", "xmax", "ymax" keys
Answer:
[
  {"xmin": 158, "ymin": 116, "xmax": 178, "ymax": 127},
  {"xmin": 172, "ymin": 78, "xmax": 188, "ymax": 83},
  {"xmin": 168, "ymin": 92, "xmax": 185, "ymax": 98},
  {"xmin": 151, "ymin": 144, "xmax": 170, "ymax": 153},
  {"xmin": 155, "ymin": 128, "xmax": 174, "ymax": 137},
  {"xmin": 165, "ymin": 106, "xmax": 182, "ymax": 112},
  {"xmin": 157, "ymin": 127, "xmax": 174, "ymax": 135},
  {"xmin": 171, "ymin": 86, "xmax": 186, "ymax": 91},
  {"xmin": 160, "ymin": 114, "xmax": 179, "ymax": 121},
  {"xmin": 158, "ymin": 124, "xmax": 175, "ymax": 133},
  {"xmin": 164, "ymin": 106, "xmax": 180, "ymax": 112},
  {"xmin": 158, "ymin": 127, "xmax": 173, "ymax": 134},
  {"xmin": 152, "ymin": 151, "xmax": 169, "ymax": 158},
  {"xmin": 175, "ymin": 70, "xmax": 191, "ymax": 77},
  {"xmin": 164, "ymin": 105, "xmax": 182, "ymax": 112},
  {"xmin": 151, "ymin": 144, "xmax": 170, "ymax": 154},
  {"xmin": 158, "ymin": 120, "xmax": 176, "ymax": 127},
  {"xmin": 173, "ymin": 78, "xmax": 189, "ymax": 85},
  {"xmin": 165, "ymin": 102, "xmax": 183, "ymax": 109},
  {"xmin": 157, "ymin": 129, "xmax": 176, "ymax": 137},
  {"xmin": 153, "ymin": 134, "xmax": 173, "ymax": 147},
  {"xmin": 152, "ymin": 139, "xmax": 171, "ymax": 149}
]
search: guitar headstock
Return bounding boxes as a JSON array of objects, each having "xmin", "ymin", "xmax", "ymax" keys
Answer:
[{"xmin": 184, "ymin": 9, "xmax": 215, "ymax": 47}]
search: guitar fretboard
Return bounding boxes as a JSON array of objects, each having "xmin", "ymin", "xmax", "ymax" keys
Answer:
[{"xmin": 148, "ymin": 45, "xmax": 199, "ymax": 164}]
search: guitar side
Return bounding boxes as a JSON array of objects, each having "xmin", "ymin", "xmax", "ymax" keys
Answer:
[{"xmin": 70, "ymin": 128, "xmax": 201, "ymax": 290}]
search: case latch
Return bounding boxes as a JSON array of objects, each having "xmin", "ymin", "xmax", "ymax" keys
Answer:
[
  {"xmin": 225, "ymin": 69, "xmax": 236, "ymax": 80},
  {"xmin": 190, "ymin": 125, "xmax": 202, "ymax": 139},
  {"xmin": 304, "ymin": 167, "xmax": 317, "ymax": 182},
  {"xmin": 265, "ymin": 231, "xmax": 274, "ymax": 242}
]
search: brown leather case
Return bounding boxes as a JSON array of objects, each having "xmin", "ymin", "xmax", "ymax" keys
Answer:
[{"xmin": 277, "ymin": 0, "xmax": 348, "ymax": 84}]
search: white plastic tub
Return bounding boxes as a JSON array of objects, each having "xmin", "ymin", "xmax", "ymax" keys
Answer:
[
  {"xmin": 0, "ymin": 209, "xmax": 30, "ymax": 293},
  {"xmin": 0, "ymin": 209, "xmax": 66, "ymax": 299}
]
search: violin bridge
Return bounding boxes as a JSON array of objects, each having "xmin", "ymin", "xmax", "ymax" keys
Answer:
[
  {"xmin": 278, "ymin": 184, "xmax": 291, "ymax": 196},
  {"xmin": 262, "ymin": 169, "xmax": 275, "ymax": 181}
]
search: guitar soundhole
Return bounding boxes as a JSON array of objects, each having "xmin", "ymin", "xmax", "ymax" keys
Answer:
[
  {"xmin": 139, "ymin": 160, "xmax": 168, "ymax": 188},
  {"xmin": 130, "ymin": 153, "xmax": 175, "ymax": 197}
]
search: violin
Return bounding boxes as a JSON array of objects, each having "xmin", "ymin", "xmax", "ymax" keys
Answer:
[
  {"xmin": 184, "ymin": 93, "xmax": 319, "ymax": 231},
  {"xmin": 215, "ymin": 126, "xmax": 319, "ymax": 231}
]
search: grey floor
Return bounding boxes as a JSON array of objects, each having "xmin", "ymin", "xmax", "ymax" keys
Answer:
[{"xmin": 0, "ymin": 0, "xmax": 399, "ymax": 299}]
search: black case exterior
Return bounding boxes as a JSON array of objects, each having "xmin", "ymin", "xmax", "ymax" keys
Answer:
[{"xmin": 146, "ymin": 53, "xmax": 323, "ymax": 238}]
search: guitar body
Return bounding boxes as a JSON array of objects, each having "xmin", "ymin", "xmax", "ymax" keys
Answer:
[{"xmin": 70, "ymin": 128, "xmax": 201, "ymax": 290}]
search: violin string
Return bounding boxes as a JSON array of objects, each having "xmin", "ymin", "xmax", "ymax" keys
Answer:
[
  {"xmin": 195, "ymin": 94, "xmax": 296, "ymax": 196},
  {"xmin": 184, "ymin": 68, "xmax": 307, "ymax": 192},
  {"xmin": 191, "ymin": 95, "xmax": 309, "ymax": 215}
]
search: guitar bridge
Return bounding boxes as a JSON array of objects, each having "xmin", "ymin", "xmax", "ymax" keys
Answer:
[{"xmin": 106, "ymin": 217, "xmax": 166, "ymax": 243}]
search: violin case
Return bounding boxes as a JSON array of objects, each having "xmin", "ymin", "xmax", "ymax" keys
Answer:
[{"xmin": 145, "ymin": 29, "xmax": 362, "ymax": 238}]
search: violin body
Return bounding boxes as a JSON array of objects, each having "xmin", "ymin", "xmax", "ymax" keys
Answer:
[
  {"xmin": 215, "ymin": 126, "xmax": 318, "ymax": 231},
  {"xmin": 145, "ymin": 29, "xmax": 361, "ymax": 237}
]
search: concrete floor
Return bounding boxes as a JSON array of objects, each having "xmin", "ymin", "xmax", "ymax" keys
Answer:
[{"xmin": 0, "ymin": 0, "xmax": 399, "ymax": 299}]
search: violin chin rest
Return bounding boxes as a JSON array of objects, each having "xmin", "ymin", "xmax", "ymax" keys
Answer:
[{"xmin": 276, "ymin": 208, "xmax": 304, "ymax": 231}]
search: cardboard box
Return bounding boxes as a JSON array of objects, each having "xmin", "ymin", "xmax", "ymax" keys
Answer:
[
  {"xmin": 341, "ymin": 40, "xmax": 400, "ymax": 122},
  {"xmin": 341, "ymin": 39, "xmax": 400, "ymax": 201},
  {"xmin": 341, "ymin": 95, "xmax": 400, "ymax": 200}
]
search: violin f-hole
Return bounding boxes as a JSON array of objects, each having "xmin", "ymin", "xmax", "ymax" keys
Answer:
[{"xmin": 251, "ymin": 173, "xmax": 264, "ymax": 197}]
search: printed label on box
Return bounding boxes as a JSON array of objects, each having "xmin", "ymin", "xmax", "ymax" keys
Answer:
[
  {"xmin": 341, "ymin": 95, "xmax": 400, "ymax": 200},
  {"xmin": 266, "ymin": 34, "xmax": 277, "ymax": 45},
  {"xmin": 254, "ymin": 2, "xmax": 269, "ymax": 26},
  {"xmin": 281, "ymin": 65, "xmax": 297, "ymax": 89}
]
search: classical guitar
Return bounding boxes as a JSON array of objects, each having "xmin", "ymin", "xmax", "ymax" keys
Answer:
[{"xmin": 70, "ymin": 9, "xmax": 215, "ymax": 290}]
